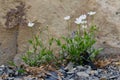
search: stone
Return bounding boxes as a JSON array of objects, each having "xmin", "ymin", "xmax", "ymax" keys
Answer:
[
  {"xmin": 69, "ymin": 79, "xmax": 74, "ymax": 80},
  {"xmin": 94, "ymin": 71, "xmax": 99, "ymax": 76},
  {"xmin": 0, "ymin": 69, "xmax": 4, "ymax": 75},
  {"xmin": 14, "ymin": 78, "xmax": 23, "ymax": 80},
  {"xmin": 118, "ymin": 76, "xmax": 120, "ymax": 80},
  {"xmin": 97, "ymin": 69, "xmax": 103, "ymax": 73},
  {"xmin": 58, "ymin": 69, "xmax": 67, "ymax": 76},
  {"xmin": 76, "ymin": 72, "xmax": 89, "ymax": 78},
  {"xmin": 85, "ymin": 66, "xmax": 92, "ymax": 74},
  {"xmin": 65, "ymin": 74, "xmax": 75, "ymax": 80},
  {"xmin": 89, "ymin": 70, "xmax": 99, "ymax": 76},
  {"xmin": 0, "ymin": 65, "xmax": 5, "ymax": 68},
  {"xmin": 7, "ymin": 69, "xmax": 15, "ymax": 77},
  {"xmin": 45, "ymin": 71, "xmax": 58, "ymax": 80},
  {"xmin": 67, "ymin": 71, "xmax": 74, "ymax": 75},
  {"xmin": 109, "ymin": 75, "xmax": 119, "ymax": 79},
  {"xmin": 67, "ymin": 68, "xmax": 76, "ymax": 75},
  {"xmin": 100, "ymin": 76, "xmax": 107, "ymax": 80},
  {"xmin": 0, "ymin": 0, "xmax": 120, "ymax": 64},
  {"xmin": 7, "ymin": 77, "xmax": 14, "ymax": 80},
  {"xmin": 0, "ymin": 78, "xmax": 2, "ymax": 80},
  {"xmin": 23, "ymin": 75, "xmax": 38, "ymax": 80},
  {"xmin": 0, "ymin": 65, "xmax": 6, "ymax": 75},
  {"xmin": 76, "ymin": 66, "xmax": 86, "ymax": 71},
  {"xmin": 65, "ymin": 62, "xmax": 74, "ymax": 71}
]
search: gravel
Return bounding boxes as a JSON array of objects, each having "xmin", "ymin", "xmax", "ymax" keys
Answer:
[{"xmin": 0, "ymin": 64, "xmax": 120, "ymax": 80}]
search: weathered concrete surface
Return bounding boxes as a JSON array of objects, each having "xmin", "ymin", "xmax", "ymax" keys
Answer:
[
  {"xmin": 0, "ymin": 0, "xmax": 120, "ymax": 64},
  {"xmin": 0, "ymin": 0, "xmax": 20, "ymax": 65}
]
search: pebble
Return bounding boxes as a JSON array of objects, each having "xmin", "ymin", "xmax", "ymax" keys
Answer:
[
  {"xmin": 76, "ymin": 72, "xmax": 89, "ymax": 77},
  {"xmin": 69, "ymin": 78, "xmax": 74, "ymax": 80},
  {"xmin": 64, "ymin": 62, "xmax": 74, "ymax": 71},
  {"xmin": 24, "ymin": 75, "xmax": 38, "ymax": 80},
  {"xmin": 45, "ymin": 71, "xmax": 58, "ymax": 80},
  {"xmin": 7, "ymin": 77, "xmax": 14, "ymax": 80},
  {"xmin": 76, "ymin": 66, "xmax": 86, "ymax": 71},
  {"xmin": 100, "ymin": 76, "xmax": 107, "ymax": 80}
]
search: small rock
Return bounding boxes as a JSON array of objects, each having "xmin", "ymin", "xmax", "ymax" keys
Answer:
[
  {"xmin": 24, "ymin": 75, "xmax": 37, "ymax": 80},
  {"xmin": 76, "ymin": 72, "xmax": 89, "ymax": 77},
  {"xmin": 7, "ymin": 69, "xmax": 15, "ymax": 77},
  {"xmin": 65, "ymin": 62, "xmax": 74, "ymax": 71},
  {"xmin": 118, "ymin": 66, "xmax": 120, "ymax": 71},
  {"xmin": 7, "ymin": 77, "xmax": 14, "ymax": 80},
  {"xmin": 109, "ymin": 75, "xmax": 118, "ymax": 79},
  {"xmin": 67, "ymin": 68, "xmax": 76, "ymax": 75},
  {"xmin": 86, "ymin": 68, "xmax": 91, "ymax": 74},
  {"xmin": 76, "ymin": 66, "xmax": 86, "ymax": 71},
  {"xmin": 0, "ymin": 78, "xmax": 2, "ymax": 80},
  {"xmin": 0, "ymin": 65, "xmax": 5, "ymax": 68},
  {"xmin": 65, "ymin": 74, "xmax": 75, "ymax": 80},
  {"xmin": 15, "ymin": 71, "xmax": 19, "ymax": 76},
  {"xmin": 100, "ymin": 76, "xmax": 107, "ymax": 80},
  {"xmin": 67, "ymin": 71, "xmax": 74, "ymax": 75},
  {"xmin": 14, "ymin": 78, "xmax": 23, "ymax": 80},
  {"xmin": 58, "ymin": 68, "xmax": 67, "ymax": 76},
  {"xmin": 0, "ymin": 70, "xmax": 4, "ymax": 75},
  {"xmin": 89, "ymin": 76, "xmax": 99, "ymax": 80},
  {"xmin": 0, "ymin": 65, "xmax": 5, "ymax": 75},
  {"xmin": 94, "ymin": 71, "xmax": 99, "ymax": 76},
  {"xmin": 89, "ymin": 70, "xmax": 98, "ymax": 76},
  {"xmin": 45, "ymin": 71, "xmax": 58, "ymax": 80},
  {"xmin": 118, "ymin": 76, "xmax": 120, "ymax": 80},
  {"xmin": 69, "ymin": 78, "xmax": 74, "ymax": 80},
  {"xmin": 97, "ymin": 69, "xmax": 103, "ymax": 73}
]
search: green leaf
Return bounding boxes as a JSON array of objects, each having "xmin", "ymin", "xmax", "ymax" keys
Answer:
[
  {"xmin": 18, "ymin": 68, "xmax": 25, "ymax": 74},
  {"xmin": 49, "ymin": 38, "xmax": 54, "ymax": 46},
  {"xmin": 8, "ymin": 61, "xmax": 16, "ymax": 67},
  {"xmin": 28, "ymin": 40, "xmax": 33, "ymax": 44},
  {"xmin": 56, "ymin": 39, "xmax": 61, "ymax": 46}
]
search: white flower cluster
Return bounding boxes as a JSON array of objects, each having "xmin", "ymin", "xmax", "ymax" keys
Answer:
[
  {"xmin": 64, "ymin": 11, "xmax": 96, "ymax": 29},
  {"xmin": 27, "ymin": 11, "xmax": 96, "ymax": 28}
]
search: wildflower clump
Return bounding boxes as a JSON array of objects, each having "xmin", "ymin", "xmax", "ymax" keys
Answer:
[
  {"xmin": 21, "ymin": 11, "xmax": 101, "ymax": 68},
  {"xmin": 21, "ymin": 28, "xmax": 57, "ymax": 67},
  {"xmin": 56, "ymin": 11, "xmax": 102, "ymax": 65}
]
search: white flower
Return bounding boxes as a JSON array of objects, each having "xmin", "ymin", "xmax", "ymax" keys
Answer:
[
  {"xmin": 74, "ymin": 18, "xmax": 82, "ymax": 24},
  {"xmin": 74, "ymin": 14, "xmax": 87, "ymax": 24},
  {"xmin": 74, "ymin": 18, "xmax": 87, "ymax": 24},
  {"xmin": 74, "ymin": 19, "xmax": 87, "ymax": 24},
  {"xmin": 88, "ymin": 11, "xmax": 96, "ymax": 15},
  {"xmin": 79, "ymin": 14, "xmax": 87, "ymax": 20},
  {"xmin": 28, "ymin": 22, "xmax": 34, "ymax": 27},
  {"xmin": 82, "ymin": 25, "xmax": 87, "ymax": 29},
  {"xmin": 64, "ymin": 16, "xmax": 70, "ymax": 20}
]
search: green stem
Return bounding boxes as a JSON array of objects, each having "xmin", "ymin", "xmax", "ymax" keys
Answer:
[
  {"xmin": 78, "ymin": 24, "xmax": 81, "ymax": 35},
  {"xmin": 92, "ymin": 16, "xmax": 94, "ymax": 25},
  {"xmin": 67, "ymin": 20, "xmax": 70, "ymax": 37},
  {"xmin": 47, "ymin": 26, "xmax": 51, "ymax": 50}
]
